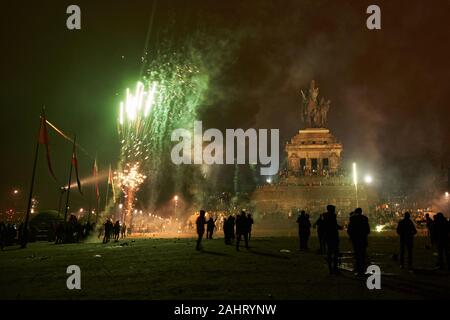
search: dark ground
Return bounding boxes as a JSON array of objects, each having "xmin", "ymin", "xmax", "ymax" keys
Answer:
[{"xmin": 0, "ymin": 234, "xmax": 449, "ymax": 300}]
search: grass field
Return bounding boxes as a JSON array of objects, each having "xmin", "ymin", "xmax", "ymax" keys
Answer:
[{"xmin": 0, "ymin": 233, "xmax": 449, "ymax": 300}]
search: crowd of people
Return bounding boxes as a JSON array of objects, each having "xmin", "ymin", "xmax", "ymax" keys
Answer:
[
  {"xmin": 3, "ymin": 204, "xmax": 449, "ymax": 276},
  {"xmin": 195, "ymin": 210, "xmax": 254, "ymax": 251},
  {"xmin": 0, "ymin": 222, "xmax": 21, "ymax": 250},
  {"xmin": 0, "ymin": 215, "xmax": 95, "ymax": 249},
  {"xmin": 296, "ymin": 205, "xmax": 450, "ymax": 275},
  {"xmin": 99, "ymin": 219, "xmax": 127, "ymax": 243}
]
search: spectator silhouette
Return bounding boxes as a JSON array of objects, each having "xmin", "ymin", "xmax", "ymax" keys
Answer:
[
  {"xmin": 0, "ymin": 221, "xmax": 6, "ymax": 250},
  {"xmin": 206, "ymin": 217, "xmax": 216, "ymax": 239},
  {"xmin": 433, "ymin": 212, "xmax": 450, "ymax": 270},
  {"xmin": 236, "ymin": 211, "xmax": 250, "ymax": 251},
  {"xmin": 228, "ymin": 215, "xmax": 236, "ymax": 242},
  {"xmin": 322, "ymin": 205, "xmax": 343, "ymax": 274},
  {"xmin": 396, "ymin": 212, "xmax": 417, "ymax": 270},
  {"xmin": 113, "ymin": 221, "xmax": 121, "ymax": 241},
  {"xmin": 195, "ymin": 210, "xmax": 207, "ymax": 251},
  {"xmin": 223, "ymin": 217, "xmax": 230, "ymax": 244},
  {"xmin": 313, "ymin": 214, "xmax": 326, "ymax": 254},
  {"xmin": 425, "ymin": 213, "xmax": 435, "ymax": 248},
  {"xmin": 247, "ymin": 214, "xmax": 254, "ymax": 241},
  {"xmin": 121, "ymin": 223, "xmax": 127, "ymax": 239},
  {"xmin": 297, "ymin": 210, "xmax": 311, "ymax": 250},
  {"xmin": 347, "ymin": 208, "xmax": 370, "ymax": 276},
  {"xmin": 103, "ymin": 219, "xmax": 113, "ymax": 244}
]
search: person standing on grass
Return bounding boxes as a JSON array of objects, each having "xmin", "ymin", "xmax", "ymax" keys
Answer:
[
  {"xmin": 121, "ymin": 223, "xmax": 127, "ymax": 239},
  {"xmin": 236, "ymin": 211, "xmax": 250, "ymax": 251},
  {"xmin": 228, "ymin": 214, "xmax": 236, "ymax": 243},
  {"xmin": 103, "ymin": 219, "xmax": 113, "ymax": 244},
  {"xmin": 206, "ymin": 216, "xmax": 216, "ymax": 239},
  {"xmin": 0, "ymin": 221, "xmax": 6, "ymax": 250},
  {"xmin": 113, "ymin": 221, "xmax": 121, "ymax": 241},
  {"xmin": 347, "ymin": 208, "xmax": 370, "ymax": 276},
  {"xmin": 247, "ymin": 213, "xmax": 254, "ymax": 241},
  {"xmin": 396, "ymin": 212, "xmax": 417, "ymax": 270},
  {"xmin": 425, "ymin": 213, "xmax": 435, "ymax": 248},
  {"xmin": 313, "ymin": 214, "xmax": 326, "ymax": 254},
  {"xmin": 223, "ymin": 216, "xmax": 230, "ymax": 244},
  {"xmin": 433, "ymin": 212, "xmax": 450, "ymax": 270},
  {"xmin": 195, "ymin": 210, "xmax": 207, "ymax": 250},
  {"xmin": 322, "ymin": 205, "xmax": 343, "ymax": 274},
  {"xmin": 297, "ymin": 210, "xmax": 311, "ymax": 250}
]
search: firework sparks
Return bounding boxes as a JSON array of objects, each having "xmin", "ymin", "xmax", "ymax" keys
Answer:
[{"xmin": 114, "ymin": 162, "xmax": 147, "ymax": 225}]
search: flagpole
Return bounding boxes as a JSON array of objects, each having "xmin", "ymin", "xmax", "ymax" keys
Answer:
[
  {"xmin": 64, "ymin": 136, "xmax": 75, "ymax": 226},
  {"xmin": 20, "ymin": 125, "xmax": 41, "ymax": 249}
]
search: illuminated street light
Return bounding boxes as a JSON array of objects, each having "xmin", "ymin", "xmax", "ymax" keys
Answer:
[
  {"xmin": 79, "ymin": 208, "xmax": 84, "ymax": 213},
  {"xmin": 266, "ymin": 178, "xmax": 272, "ymax": 184},
  {"xmin": 13, "ymin": 189, "xmax": 19, "ymax": 195},
  {"xmin": 174, "ymin": 195, "xmax": 179, "ymax": 218},
  {"xmin": 352, "ymin": 162, "xmax": 359, "ymax": 207},
  {"xmin": 364, "ymin": 175, "xmax": 373, "ymax": 184},
  {"xmin": 445, "ymin": 192, "xmax": 449, "ymax": 217}
]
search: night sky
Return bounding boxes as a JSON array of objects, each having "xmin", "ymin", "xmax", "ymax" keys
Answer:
[{"xmin": 1, "ymin": 0, "xmax": 449, "ymax": 212}]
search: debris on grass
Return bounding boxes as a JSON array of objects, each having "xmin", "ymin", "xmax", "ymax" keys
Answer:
[{"xmin": 280, "ymin": 249, "xmax": 291, "ymax": 253}]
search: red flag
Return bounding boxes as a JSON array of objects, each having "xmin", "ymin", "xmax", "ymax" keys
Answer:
[
  {"xmin": 38, "ymin": 113, "xmax": 57, "ymax": 180},
  {"xmin": 93, "ymin": 158, "xmax": 100, "ymax": 201},
  {"xmin": 72, "ymin": 136, "xmax": 83, "ymax": 195}
]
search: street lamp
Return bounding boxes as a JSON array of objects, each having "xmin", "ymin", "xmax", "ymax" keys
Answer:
[
  {"xmin": 445, "ymin": 192, "xmax": 449, "ymax": 216},
  {"xmin": 174, "ymin": 195, "xmax": 179, "ymax": 218},
  {"xmin": 352, "ymin": 162, "xmax": 359, "ymax": 207},
  {"xmin": 364, "ymin": 174, "xmax": 373, "ymax": 184},
  {"xmin": 57, "ymin": 187, "xmax": 67, "ymax": 218}
]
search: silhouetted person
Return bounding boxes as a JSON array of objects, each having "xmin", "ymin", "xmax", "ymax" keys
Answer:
[
  {"xmin": 425, "ymin": 213, "xmax": 435, "ymax": 248},
  {"xmin": 54, "ymin": 222, "xmax": 64, "ymax": 244},
  {"xmin": 313, "ymin": 214, "xmax": 326, "ymax": 254},
  {"xmin": 121, "ymin": 223, "xmax": 127, "ymax": 238},
  {"xmin": 433, "ymin": 212, "xmax": 450, "ymax": 270},
  {"xmin": 247, "ymin": 214, "xmax": 254, "ymax": 241},
  {"xmin": 322, "ymin": 205, "xmax": 343, "ymax": 274},
  {"xmin": 114, "ymin": 221, "xmax": 121, "ymax": 241},
  {"xmin": 103, "ymin": 219, "xmax": 113, "ymax": 244},
  {"xmin": 347, "ymin": 208, "xmax": 370, "ymax": 276},
  {"xmin": 206, "ymin": 217, "xmax": 216, "ymax": 239},
  {"xmin": 196, "ymin": 210, "xmax": 207, "ymax": 250},
  {"xmin": 228, "ymin": 215, "xmax": 236, "ymax": 242},
  {"xmin": 236, "ymin": 211, "xmax": 249, "ymax": 251},
  {"xmin": 223, "ymin": 217, "xmax": 230, "ymax": 244},
  {"xmin": 297, "ymin": 211, "xmax": 311, "ymax": 250},
  {"xmin": 396, "ymin": 212, "xmax": 417, "ymax": 269},
  {"xmin": 0, "ymin": 221, "xmax": 6, "ymax": 250}
]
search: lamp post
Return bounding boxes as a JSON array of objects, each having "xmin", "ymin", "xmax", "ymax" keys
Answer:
[
  {"xmin": 57, "ymin": 187, "xmax": 67, "ymax": 218},
  {"xmin": 353, "ymin": 162, "xmax": 358, "ymax": 207},
  {"xmin": 11, "ymin": 189, "xmax": 20, "ymax": 219},
  {"xmin": 174, "ymin": 195, "xmax": 179, "ymax": 218},
  {"xmin": 445, "ymin": 192, "xmax": 449, "ymax": 217}
]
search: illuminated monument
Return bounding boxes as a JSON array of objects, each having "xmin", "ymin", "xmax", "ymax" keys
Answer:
[{"xmin": 252, "ymin": 80, "xmax": 371, "ymax": 216}]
